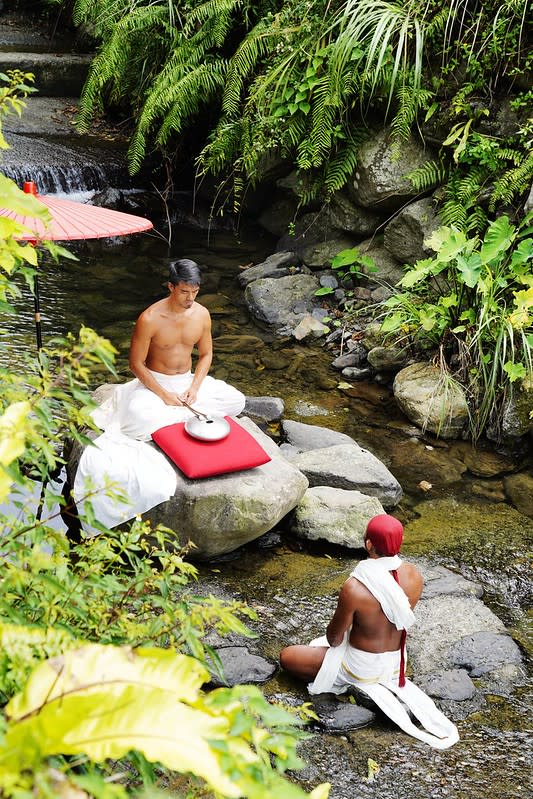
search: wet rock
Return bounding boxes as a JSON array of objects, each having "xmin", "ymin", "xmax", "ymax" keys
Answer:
[
  {"xmin": 320, "ymin": 274, "xmax": 339, "ymax": 290},
  {"xmin": 244, "ymin": 396, "xmax": 285, "ymax": 422},
  {"xmin": 409, "ymin": 594, "xmax": 507, "ymax": 674},
  {"xmin": 300, "ymin": 236, "xmax": 359, "ymax": 270},
  {"xmin": 366, "ymin": 346, "xmax": 410, "ymax": 371},
  {"xmin": 470, "ymin": 481, "xmax": 506, "ymax": 503},
  {"xmin": 0, "ymin": 51, "xmax": 92, "ymax": 96},
  {"xmin": 290, "ymin": 444, "xmax": 403, "ymax": 507},
  {"xmin": 348, "ymin": 128, "xmax": 438, "ymax": 212},
  {"xmin": 290, "ymin": 486, "xmax": 384, "ymax": 547},
  {"xmin": 491, "ymin": 374, "xmax": 533, "ymax": 441},
  {"xmin": 341, "ymin": 367, "xmax": 373, "ymax": 381},
  {"xmin": 393, "ymin": 363, "xmax": 469, "ymax": 439},
  {"xmin": 238, "ymin": 251, "xmax": 302, "ymax": 287},
  {"xmin": 462, "ymin": 448, "xmax": 519, "ymax": 478},
  {"xmin": 209, "ymin": 646, "xmax": 276, "ymax": 686},
  {"xmin": 258, "ymin": 198, "xmax": 299, "ymax": 236},
  {"xmin": 328, "ymin": 191, "xmax": 385, "ymax": 236},
  {"xmin": 332, "ymin": 349, "xmax": 367, "ymax": 369},
  {"xmin": 448, "ymin": 632, "xmax": 524, "ymax": 677},
  {"xmin": 293, "ymin": 314, "xmax": 329, "ymax": 341},
  {"xmin": 355, "ymin": 238, "xmax": 406, "ymax": 287},
  {"xmin": 476, "ymin": 663, "xmax": 528, "ymax": 697},
  {"xmin": 388, "ymin": 438, "xmax": 467, "ymax": 490},
  {"xmin": 383, "ymin": 198, "xmax": 441, "ymax": 265},
  {"xmin": 130, "ymin": 417, "xmax": 308, "ymax": 560},
  {"xmin": 311, "ymin": 694, "xmax": 376, "ymax": 732},
  {"xmin": 419, "ymin": 565, "xmax": 483, "ymax": 600},
  {"xmin": 503, "ymin": 472, "xmax": 533, "ymax": 517},
  {"xmin": 244, "ymin": 273, "xmax": 321, "ymax": 332},
  {"xmin": 416, "ymin": 669, "xmax": 476, "ymax": 701},
  {"xmin": 282, "ymin": 420, "xmax": 360, "ymax": 453}
]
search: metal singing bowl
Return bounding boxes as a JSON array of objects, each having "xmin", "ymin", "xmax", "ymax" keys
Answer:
[{"xmin": 181, "ymin": 399, "xmax": 231, "ymax": 441}]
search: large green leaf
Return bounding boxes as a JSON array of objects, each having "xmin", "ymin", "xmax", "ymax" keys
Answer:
[
  {"xmin": 479, "ymin": 215, "xmax": 515, "ymax": 264},
  {"xmin": 3, "ymin": 644, "xmax": 239, "ymax": 796}
]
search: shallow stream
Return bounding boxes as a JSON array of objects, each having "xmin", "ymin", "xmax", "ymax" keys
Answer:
[{"xmin": 1, "ymin": 219, "xmax": 531, "ymax": 799}]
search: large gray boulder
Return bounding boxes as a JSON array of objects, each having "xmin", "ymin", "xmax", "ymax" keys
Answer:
[
  {"xmin": 290, "ymin": 486, "xmax": 384, "ymax": 546},
  {"xmin": 281, "ymin": 419, "xmax": 357, "ymax": 452},
  {"xmin": 238, "ymin": 251, "xmax": 302, "ymax": 288},
  {"xmin": 244, "ymin": 273, "xmax": 321, "ymax": 332},
  {"xmin": 348, "ymin": 128, "xmax": 437, "ymax": 211},
  {"xmin": 383, "ymin": 198, "xmax": 441, "ymax": 265},
  {"xmin": 144, "ymin": 417, "xmax": 309, "ymax": 559},
  {"xmin": 287, "ymin": 443, "xmax": 403, "ymax": 507},
  {"xmin": 393, "ymin": 362, "xmax": 469, "ymax": 439}
]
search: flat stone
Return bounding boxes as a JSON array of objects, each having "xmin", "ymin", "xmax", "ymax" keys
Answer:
[
  {"xmin": 448, "ymin": 632, "xmax": 523, "ymax": 677},
  {"xmin": 282, "ymin": 419, "xmax": 356, "ymax": 452},
  {"xmin": 311, "ymin": 694, "xmax": 376, "ymax": 732},
  {"xmin": 209, "ymin": 646, "xmax": 276, "ymax": 686},
  {"xmin": 244, "ymin": 396, "xmax": 285, "ymax": 421},
  {"xmin": 504, "ymin": 472, "xmax": 533, "ymax": 517},
  {"xmin": 416, "ymin": 669, "xmax": 476, "ymax": 701}
]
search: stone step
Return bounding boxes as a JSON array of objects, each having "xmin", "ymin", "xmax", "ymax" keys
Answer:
[{"xmin": 0, "ymin": 51, "xmax": 92, "ymax": 96}]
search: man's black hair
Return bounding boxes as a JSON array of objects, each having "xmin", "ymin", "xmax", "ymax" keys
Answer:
[{"xmin": 168, "ymin": 258, "xmax": 202, "ymax": 286}]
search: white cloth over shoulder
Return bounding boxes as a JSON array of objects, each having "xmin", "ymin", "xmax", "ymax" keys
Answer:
[{"xmin": 306, "ymin": 557, "xmax": 459, "ymax": 749}]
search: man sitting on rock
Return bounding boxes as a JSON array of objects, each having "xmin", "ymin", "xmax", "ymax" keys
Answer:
[
  {"xmin": 279, "ymin": 514, "xmax": 459, "ymax": 749},
  {"xmin": 111, "ymin": 258, "xmax": 246, "ymax": 441}
]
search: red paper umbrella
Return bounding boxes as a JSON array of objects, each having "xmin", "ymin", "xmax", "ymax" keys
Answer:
[
  {"xmin": 0, "ymin": 181, "xmax": 154, "ymax": 349},
  {"xmin": 0, "ymin": 181, "xmax": 153, "ymax": 241}
]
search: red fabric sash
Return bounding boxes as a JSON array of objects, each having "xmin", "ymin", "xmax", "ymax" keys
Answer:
[{"xmin": 391, "ymin": 569, "xmax": 407, "ymax": 687}]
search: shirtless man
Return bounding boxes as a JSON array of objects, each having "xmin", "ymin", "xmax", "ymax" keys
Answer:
[
  {"xmin": 121, "ymin": 259, "xmax": 245, "ymax": 440},
  {"xmin": 279, "ymin": 514, "xmax": 459, "ymax": 748}
]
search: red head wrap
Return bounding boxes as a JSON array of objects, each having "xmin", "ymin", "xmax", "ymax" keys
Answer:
[{"xmin": 365, "ymin": 514, "xmax": 404, "ymax": 556}]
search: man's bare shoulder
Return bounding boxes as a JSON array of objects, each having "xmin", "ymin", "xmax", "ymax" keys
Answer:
[{"xmin": 137, "ymin": 298, "xmax": 168, "ymax": 324}]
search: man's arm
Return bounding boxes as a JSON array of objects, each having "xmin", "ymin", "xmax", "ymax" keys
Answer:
[
  {"xmin": 180, "ymin": 310, "xmax": 213, "ymax": 405},
  {"xmin": 129, "ymin": 314, "xmax": 183, "ymax": 406},
  {"xmin": 326, "ymin": 579, "xmax": 359, "ymax": 647}
]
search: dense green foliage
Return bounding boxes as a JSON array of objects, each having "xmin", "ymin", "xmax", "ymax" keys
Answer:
[
  {"xmin": 379, "ymin": 214, "xmax": 533, "ymax": 439},
  {"xmin": 50, "ymin": 0, "xmax": 530, "ymax": 214},
  {"xmin": 0, "ymin": 71, "xmax": 328, "ymax": 799}
]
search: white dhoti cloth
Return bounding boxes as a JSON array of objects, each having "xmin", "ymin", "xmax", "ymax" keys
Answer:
[
  {"xmin": 307, "ymin": 557, "xmax": 459, "ymax": 749},
  {"xmin": 98, "ymin": 370, "xmax": 246, "ymax": 442},
  {"xmin": 73, "ymin": 370, "xmax": 245, "ymax": 532}
]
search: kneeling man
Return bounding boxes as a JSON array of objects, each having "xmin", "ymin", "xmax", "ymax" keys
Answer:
[
  {"xmin": 280, "ymin": 514, "xmax": 459, "ymax": 749},
  {"xmin": 121, "ymin": 258, "xmax": 245, "ymax": 440}
]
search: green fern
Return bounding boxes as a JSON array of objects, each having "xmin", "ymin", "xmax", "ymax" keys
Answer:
[
  {"xmin": 407, "ymin": 160, "xmax": 447, "ymax": 192},
  {"xmin": 490, "ymin": 150, "xmax": 533, "ymax": 210}
]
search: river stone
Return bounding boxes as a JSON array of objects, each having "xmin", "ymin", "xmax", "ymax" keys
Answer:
[
  {"xmin": 503, "ymin": 472, "xmax": 533, "ymax": 517},
  {"xmin": 387, "ymin": 438, "xmax": 467, "ymax": 490},
  {"xmin": 498, "ymin": 375, "xmax": 533, "ymax": 439},
  {"xmin": 238, "ymin": 251, "xmax": 302, "ymax": 287},
  {"xmin": 348, "ymin": 128, "xmax": 437, "ymax": 211},
  {"xmin": 244, "ymin": 273, "xmax": 321, "ymax": 331},
  {"xmin": 311, "ymin": 694, "xmax": 376, "ymax": 732},
  {"xmin": 282, "ymin": 420, "xmax": 358, "ymax": 453},
  {"xmin": 244, "ymin": 396, "xmax": 285, "ymax": 422},
  {"xmin": 289, "ymin": 444, "xmax": 403, "ymax": 507},
  {"xmin": 383, "ymin": 198, "xmax": 441, "ymax": 265},
  {"xmin": 293, "ymin": 314, "xmax": 329, "ymax": 341},
  {"xmin": 416, "ymin": 669, "xmax": 477, "ymax": 701},
  {"xmin": 332, "ymin": 350, "xmax": 366, "ymax": 370},
  {"xmin": 408, "ymin": 594, "xmax": 507, "ymax": 674},
  {"xmin": 366, "ymin": 345, "xmax": 410, "ymax": 371},
  {"xmin": 258, "ymin": 197, "xmax": 299, "ymax": 236},
  {"xmin": 419, "ymin": 564, "xmax": 483, "ymax": 599},
  {"xmin": 462, "ymin": 447, "xmax": 519, "ymax": 477},
  {"xmin": 291, "ymin": 487, "xmax": 384, "ymax": 546},
  {"xmin": 300, "ymin": 236, "xmax": 359, "ymax": 270},
  {"xmin": 328, "ymin": 190, "xmax": 385, "ymax": 236},
  {"xmin": 355, "ymin": 239, "xmax": 406, "ymax": 287},
  {"xmin": 393, "ymin": 362, "xmax": 469, "ymax": 439},
  {"xmin": 142, "ymin": 417, "xmax": 308, "ymax": 560},
  {"xmin": 341, "ymin": 367, "xmax": 373, "ymax": 382},
  {"xmin": 447, "ymin": 632, "xmax": 524, "ymax": 677},
  {"xmin": 208, "ymin": 646, "xmax": 276, "ymax": 686}
]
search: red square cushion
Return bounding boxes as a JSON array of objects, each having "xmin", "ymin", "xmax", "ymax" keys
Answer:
[{"xmin": 151, "ymin": 416, "xmax": 271, "ymax": 478}]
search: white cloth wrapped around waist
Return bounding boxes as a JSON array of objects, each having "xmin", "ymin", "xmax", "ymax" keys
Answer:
[
  {"xmin": 93, "ymin": 370, "xmax": 246, "ymax": 442},
  {"xmin": 307, "ymin": 639, "xmax": 459, "ymax": 749}
]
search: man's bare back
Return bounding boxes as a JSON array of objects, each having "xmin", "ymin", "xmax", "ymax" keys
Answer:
[{"xmin": 328, "ymin": 561, "xmax": 423, "ymax": 653}]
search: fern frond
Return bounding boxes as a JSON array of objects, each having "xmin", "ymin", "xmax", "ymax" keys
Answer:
[
  {"xmin": 490, "ymin": 150, "xmax": 533, "ymax": 210},
  {"xmin": 323, "ymin": 136, "xmax": 361, "ymax": 196},
  {"xmin": 222, "ymin": 20, "xmax": 278, "ymax": 116},
  {"xmin": 407, "ymin": 159, "xmax": 447, "ymax": 191}
]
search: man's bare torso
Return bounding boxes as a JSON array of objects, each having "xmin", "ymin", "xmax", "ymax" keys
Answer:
[{"xmin": 142, "ymin": 297, "xmax": 207, "ymax": 374}]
